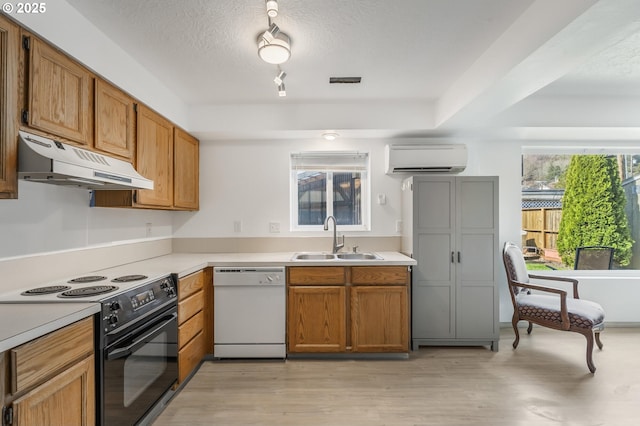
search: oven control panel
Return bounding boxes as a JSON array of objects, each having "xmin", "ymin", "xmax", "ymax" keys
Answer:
[
  {"xmin": 101, "ymin": 275, "xmax": 176, "ymax": 333},
  {"xmin": 131, "ymin": 289, "xmax": 155, "ymax": 309}
]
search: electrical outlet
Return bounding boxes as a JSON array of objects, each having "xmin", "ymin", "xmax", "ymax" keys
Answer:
[
  {"xmin": 269, "ymin": 222, "xmax": 281, "ymax": 233},
  {"xmin": 234, "ymin": 220, "xmax": 242, "ymax": 233},
  {"xmin": 396, "ymin": 220, "xmax": 403, "ymax": 233},
  {"xmin": 145, "ymin": 222, "xmax": 152, "ymax": 237}
]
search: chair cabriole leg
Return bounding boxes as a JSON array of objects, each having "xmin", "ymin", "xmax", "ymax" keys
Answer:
[
  {"xmin": 579, "ymin": 328, "xmax": 597, "ymax": 373},
  {"xmin": 512, "ymin": 316, "xmax": 520, "ymax": 349},
  {"xmin": 595, "ymin": 331, "xmax": 603, "ymax": 350}
]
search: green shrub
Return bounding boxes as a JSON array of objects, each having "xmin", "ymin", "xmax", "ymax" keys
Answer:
[{"xmin": 557, "ymin": 155, "xmax": 633, "ymax": 267}]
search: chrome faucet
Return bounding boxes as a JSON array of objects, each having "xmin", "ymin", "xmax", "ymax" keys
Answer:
[{"xmin": 324, "ymin": 215, "xmax": 345, "ymax": 254}]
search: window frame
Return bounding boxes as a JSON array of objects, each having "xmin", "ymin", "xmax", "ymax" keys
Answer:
[{"xmin": 290, "ymin": 151, "xmax": 370, "ymax": 232}]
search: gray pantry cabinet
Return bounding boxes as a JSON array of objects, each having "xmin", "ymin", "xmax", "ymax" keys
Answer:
[{"xmin": 403, "ymin": 176, "xmax": 499, "ymax": 351}]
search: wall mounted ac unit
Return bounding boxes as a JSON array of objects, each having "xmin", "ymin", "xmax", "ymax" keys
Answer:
[{"xmin": 385, "ymin": 144, "xmax": 467, "ymax": 174}]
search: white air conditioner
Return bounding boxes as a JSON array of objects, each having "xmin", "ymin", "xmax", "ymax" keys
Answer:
[{"xmin": 385, "ymin": 144, "xmax": 467, "ymax": 174}]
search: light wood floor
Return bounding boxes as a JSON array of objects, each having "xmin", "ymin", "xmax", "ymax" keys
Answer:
[{"xmin": 153, "ymin": 327, "xmax": 640, "ymax": 425}]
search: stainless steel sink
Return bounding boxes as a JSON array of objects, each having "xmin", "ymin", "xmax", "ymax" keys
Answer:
[
  {"xmin": 335, "ymin": 252, "xmax": 382, "ymax": 260},
  {"xmin": 291, "ymin": 252, "xmax": 383, "ymax": 261},
  {"xmin": 292, "ymin": 253, "xmax": 336, "ymax": 260}
]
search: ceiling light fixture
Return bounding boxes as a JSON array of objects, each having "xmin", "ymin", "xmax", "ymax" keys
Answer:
[
  {"xmin": 257, "ymin": 23, "xmax": 291, "ymax": 65},
  {"xmin": 322, "ymin": 132, "xmax": 339, "ymax": 141},
  {"xmin": 266, "ymin": 0, "xmax": 278, "ymax": 17},
  {"xmin": 274, "ymin": 70, "xmax": 286, "ymax": 85},
  {"xmin": 257, "ymin": 0, "xmax": 291, "ymax": 96}
]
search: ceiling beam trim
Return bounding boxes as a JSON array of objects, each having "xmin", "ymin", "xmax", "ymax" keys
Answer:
[{"xmin": 434, "ymin": 0, "xmax": 640, "ymax": 130}]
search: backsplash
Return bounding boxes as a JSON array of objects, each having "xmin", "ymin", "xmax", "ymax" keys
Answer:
[
  {"xmin": 0, "ymin": 238, "xmax": 172, "ymax": 294},
  {"xmin": 172, "ymin": 236, "xmax": 402, "ymax": 254},
  {"xmin": 0, "ymin": 181, "xmax": 173, "ymax": 259}
]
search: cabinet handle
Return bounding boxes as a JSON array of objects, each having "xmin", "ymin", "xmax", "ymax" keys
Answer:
[
  {"xmin": 458, "ymin": 251, "xmax": 461, "ymax": 263},
  {"xmin": 451, "ymin": 251, "xmax": 455, "ymax": 263}
]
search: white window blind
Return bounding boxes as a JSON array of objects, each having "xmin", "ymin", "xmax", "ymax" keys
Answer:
[{"xmin": 290, "ymin": 151, "xmax": 369, "ymax": 171}]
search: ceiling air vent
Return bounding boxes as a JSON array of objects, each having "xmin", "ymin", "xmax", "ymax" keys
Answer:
[{"xmin": 329, "ymin": 77, "xmax": 361, "ymax": 84}]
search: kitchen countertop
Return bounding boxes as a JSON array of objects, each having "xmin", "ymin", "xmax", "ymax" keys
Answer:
[
  {"xmin": 93, "ymin": 251, "xmax": 416, "ymax": 279},
  {"xmin": 0, "ymin": 251, "xmax": 415, "ymax": 353},
  {"xmin": 0, "ymin": 302, "xmax": 100, "ymax": 352}
]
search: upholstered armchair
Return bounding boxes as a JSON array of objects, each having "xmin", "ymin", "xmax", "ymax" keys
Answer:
[{"xmin": 502, "ymin": 242, "xmax": 605, "ymax": 373}]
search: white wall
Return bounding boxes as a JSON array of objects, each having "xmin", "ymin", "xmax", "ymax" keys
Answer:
[{"xmin": 172, "ymin": 138, "xmax": 405, "ymax": 238}]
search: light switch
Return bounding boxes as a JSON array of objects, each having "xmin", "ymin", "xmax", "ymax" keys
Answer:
[{"xmin": 377, "ymin": 194, "xmax": 387, "ymax": 205}]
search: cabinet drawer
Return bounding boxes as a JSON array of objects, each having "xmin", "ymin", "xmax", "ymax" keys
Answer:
[
  {"xmin": 288, "ymin": 267, "xmax": 346, "ymax": 285},
  {"xmin": 178, "ymin": 270, "xmax": 204, "ymax": 299},
  {"xmin": 351, "ymin": 266, "xmax": 409, "ymax": 285},
  {"xmin": 178, "ymin": 289, "xmax": 204, "ymax": 324},
  {"xmin": 11, "ymin": 317, "xmax": 93, "ymax": 394},
  {"xmin": 179, "ymin": 310, "xmax": 204, "ymax": 349},
  {"xmin": 178, "ymin": 330, "xmax": 205, "ymax": 383}
]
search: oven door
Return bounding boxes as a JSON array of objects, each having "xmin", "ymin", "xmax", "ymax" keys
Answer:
[{"xmin": 103, "ymin": 308, "xmax": 178, "ymax": 425}]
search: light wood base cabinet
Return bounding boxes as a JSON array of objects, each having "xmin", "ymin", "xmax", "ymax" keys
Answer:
[
  {"xmin": 351, "ymin": 285, "xmax": 408, "ymax": 352},
  {"xmin": 287, "ymin": 266, "xmax": 410, "ymax": 354},
  {"xmin": 288, "ymin": 285, "xmax": 346, "ymax": 353},
  {"xmin": 12, "ymin": 355, "xmax": 94, "ymax": 426},
  {"xmin": 2, "ymin": 317, "xmax": 95, "ymax": 426},
  {"xmin": 177, "ymin": 269, "xmax": 211, "ymax": 384}
]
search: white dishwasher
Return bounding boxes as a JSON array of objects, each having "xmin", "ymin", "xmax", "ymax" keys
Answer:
[{"xmin": 213, "ymin": 266, "xmax": 286, "ymax": 358}]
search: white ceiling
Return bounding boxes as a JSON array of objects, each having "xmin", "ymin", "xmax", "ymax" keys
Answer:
[{"xmin": 64, "ymin": 0, "xmax": 640, "ymax": 141}]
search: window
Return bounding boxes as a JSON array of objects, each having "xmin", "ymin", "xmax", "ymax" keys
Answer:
[
  {"xmin": 290, "ymin": 151, "xmax": 370, "ymax": 231},
  {"xmin": 521, "ymin": 149, "xmax": 639, "ymax": 270}
]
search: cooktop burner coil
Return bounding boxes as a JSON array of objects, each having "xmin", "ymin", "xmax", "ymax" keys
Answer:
[
  {"xmin": 68, "ymin": 275, "xmax": 108, "ymax": 284},
  {"xmin": 112, "ymin": 275, "xmax": 148, "ymax": 283},
  {"xmin": 58, "ymin": 285, "xmax": 118, "ymax": 298},
  {"xmin": 21, "ymin": 285, "xmax": 72, "ymax": 295}
]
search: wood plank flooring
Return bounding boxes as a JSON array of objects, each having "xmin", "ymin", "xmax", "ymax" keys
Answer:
[{"xmin": 153, "ymin": 327, "xmax": 640, "ymax": 425}]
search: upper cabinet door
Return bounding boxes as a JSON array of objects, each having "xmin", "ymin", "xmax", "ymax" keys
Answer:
[
  {"xmin": 173, "ymin": 128, "xmax": 199, "ymax": 210},
  {"xmin": 136, "ymin": 104, "xmax": 173, "ymax": 207},
  {"xmin": 0, "ymin": 16, "xmax": 19, "ymax": 199},
  {"xmin": 27, "ymin": 36, "xmax": 93, "ymax": 145},
  {"xmin": 94, "ymin": 78, "xmax": 135, "ymax": 161}
]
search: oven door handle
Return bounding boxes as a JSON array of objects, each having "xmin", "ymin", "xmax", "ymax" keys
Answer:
[{"xmin": 106, "ymin": 312, "xmax": 177, "ymax": 361}]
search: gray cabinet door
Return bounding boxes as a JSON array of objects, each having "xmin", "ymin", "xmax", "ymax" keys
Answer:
[
  {"xmin": 412, "ymin": 179, "xmax": 455, "ymax": 339},
  {"xmin": 456, "ymin": 178, "xmax": 499, "ymax": 340},
  {"xmin": 411, "ymin": 176, "xmax": 499, "ymax": 350}
]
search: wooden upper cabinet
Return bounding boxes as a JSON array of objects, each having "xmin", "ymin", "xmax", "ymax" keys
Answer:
[
  {"xmin": 173, "ymin": 128, "xmax": 199, "ymax": 210},
  {"xmin": 26, "ymin": 35, "xmax": 93, "ymax": 146},
  {"xmin": 0, "ymin": 15, "xmax": 19, "ymax": 199},
  {"xmin": 94, "ymin": 78, "xmax": 135, "ymax": 161},
  {"xmin": 136, "ymin": 104, "xmax": 173, "ymax": 207}
]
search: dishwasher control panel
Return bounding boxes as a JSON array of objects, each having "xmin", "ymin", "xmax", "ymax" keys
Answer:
[{"xmin": 213, "ymin": 267, "xmax": 285, "ymax": 286}]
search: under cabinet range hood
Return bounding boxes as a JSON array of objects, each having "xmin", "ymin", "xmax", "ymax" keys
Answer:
[{"xmin": 18, "ymin": 131, "xmax": 154, "ymax": 190}]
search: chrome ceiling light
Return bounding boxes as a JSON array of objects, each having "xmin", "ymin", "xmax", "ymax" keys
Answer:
[
  {"xmin": 278, "ymin": 83, "xmax": 286, "ymax": 97},
  {"xmin": 257, "ymin": 0, "xmax": 291, "ymax": 96},
  {"xmin": 274, "ymin": 68, "xmax": 286, "ymax": 96},
  {"xmin": 265, "ymin": 0, "xmax": 278, "ymax": 17},
  {"xmin": 257, "ymin": 23, "xmax": 291, "ymax": 65}
]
